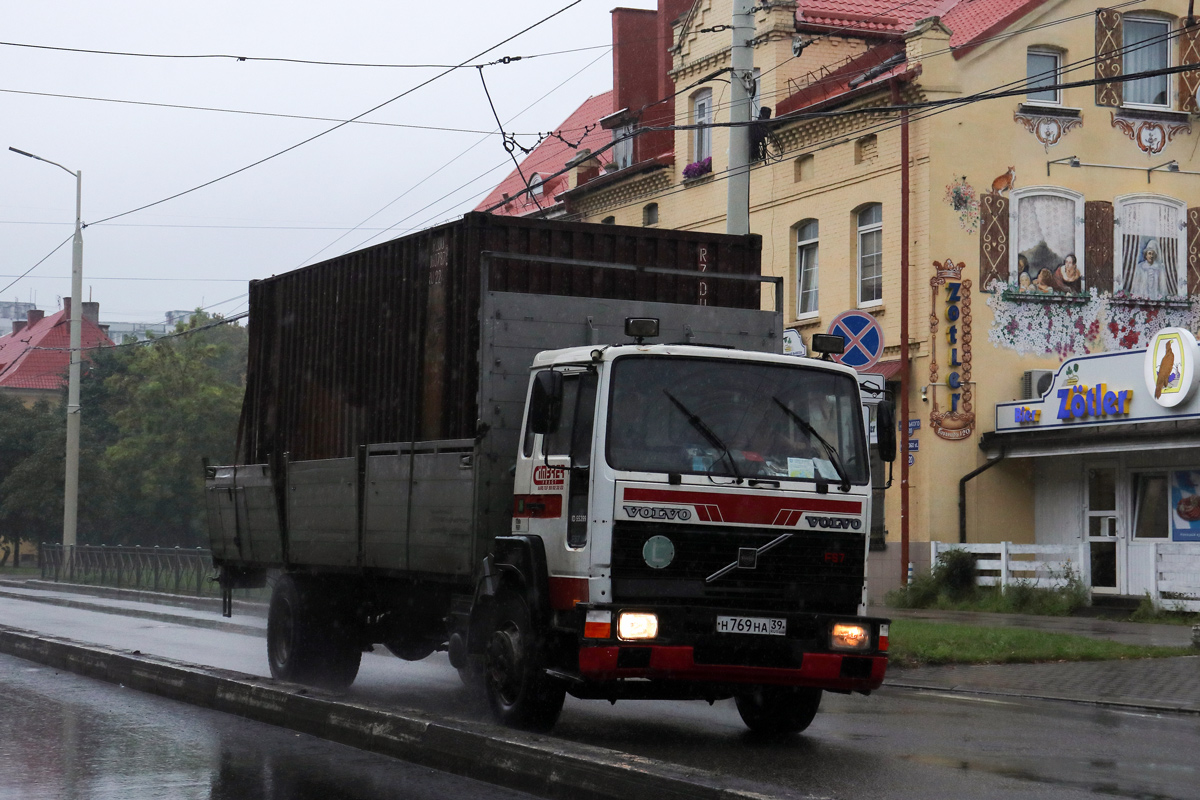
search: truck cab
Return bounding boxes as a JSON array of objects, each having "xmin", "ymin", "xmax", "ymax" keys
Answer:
[{"xmin": 479, "ymin": 326, "xmax": 894, "ymax": 732}]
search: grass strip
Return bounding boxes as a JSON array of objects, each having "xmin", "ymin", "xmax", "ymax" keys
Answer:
[{"xmin": 889, "ymin": 619, "xmax": 1195, "ymax": 668}]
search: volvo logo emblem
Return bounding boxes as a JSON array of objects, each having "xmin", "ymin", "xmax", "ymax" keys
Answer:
[
  {"xmin": 623, "ymin": 505, "xmax": 692, "ymax": 521},
  {"xmin": 805, "ymin": 515, "xmax": 861, "ymax": 530}
]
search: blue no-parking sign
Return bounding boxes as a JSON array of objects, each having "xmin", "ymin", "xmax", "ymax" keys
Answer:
[{"xmin": 827, "ymin": 310, "xmax": 884, "ymax": 371}]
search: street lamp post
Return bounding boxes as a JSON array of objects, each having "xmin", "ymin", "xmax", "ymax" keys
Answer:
[{"xmin": 10, "ymin": 147, "xmax": 84, "ymax": 576}]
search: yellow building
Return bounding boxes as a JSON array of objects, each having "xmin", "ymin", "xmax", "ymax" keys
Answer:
[{"xmin": 484, "ymin": 0, "xmax": 1200, "ymax": 601}]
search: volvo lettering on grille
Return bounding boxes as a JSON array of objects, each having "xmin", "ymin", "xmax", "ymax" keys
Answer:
[
  {"xmin": 805, "ymin": 515, "xmax": 861, "ymax": 530},
  {"xmin": 623, "ymin": 506, "xmax": 692, "ymax": 521}
]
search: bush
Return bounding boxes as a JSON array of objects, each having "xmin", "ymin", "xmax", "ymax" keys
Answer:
[{"xmin": 885, "ymin": 549, "xmax": 1089, "ymax": 617}]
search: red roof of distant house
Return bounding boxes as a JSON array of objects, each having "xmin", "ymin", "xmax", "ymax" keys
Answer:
[
  {"xmin": 795, "ymin": 0, "xmax": 1048, "ymax": 49},
  {"xmin": 475, "ymin": 91, "xmax": 614, "ymax": 216},
  {"xmin": 0, "ymin": 307, "xmax": 113, "ymax": 392}
]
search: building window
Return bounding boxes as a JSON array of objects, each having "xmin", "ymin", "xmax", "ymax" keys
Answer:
[
  {"xmin": 794, "ymin": 154, "xmax": 814, "ymax": 182},
  {"xmin": 857, "ymin": 204, "xmax": 883, "ymax": 305},
  {"xmin": 795, "ymin": 219, "xmax": 819, "ymax": 316},
  {"xmin": 529, "ymin": 173, "xmax": 544, "ymax": 196},
  {"xmin": 692, "ymin": 89, "xmax": 713, "ymax": 162},
  {"xmin": 1115, "ymin": 193, "xmax": 1186, "ymax": 298},
  {"xmin": 601, "ymin": 216, "xmax": 616, "ymax": 225},
  {"xmin": 1123, "ymin": 16, "xmax": 1170, "ymax": 107},
  {"xmin": 643, "ymin": 203, "xmax": 659, "ymax": 226},
  {"xmin": 855, "ymin": 134, "xmax": 877, "ymax": 164},
  {"xmin": 1132, "ymin": 473, "xmax": 1169, "ymax": 539},
  {"xmin": 612, "ymin": 124, "xmax": 634, "ymax": 170},
  {"xmin": 1010, "ymin": 187, "xmax": 1086, "ymax": 294},
  {"xmin": 1026, "ymin": 48, "xmax": 1062, "ymax": 104}
]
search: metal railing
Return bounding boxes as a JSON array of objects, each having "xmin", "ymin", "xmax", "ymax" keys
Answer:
[{"xmin": 40, "ymin": 543, "xmax": 217, "ymax": 596}]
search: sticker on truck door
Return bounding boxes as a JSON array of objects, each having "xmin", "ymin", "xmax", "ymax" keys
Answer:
[{"xmin": 533, "ymin": 466, "xmax": 566, "ymax": 490}]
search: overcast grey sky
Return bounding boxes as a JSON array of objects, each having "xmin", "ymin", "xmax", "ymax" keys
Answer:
[{"xmin": 1, "ymin": 0, "xmax": 655, "ymax": 323}]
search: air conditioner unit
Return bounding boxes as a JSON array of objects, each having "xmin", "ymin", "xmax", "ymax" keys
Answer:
[{"xmin": 1021, "ymin": 369, "xmax": 1054, "ymax": 400}]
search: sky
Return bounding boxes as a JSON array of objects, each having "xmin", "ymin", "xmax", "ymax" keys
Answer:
[{"xmin": 1, "ymin": 0, "xmax": 655, "ymax": 324}]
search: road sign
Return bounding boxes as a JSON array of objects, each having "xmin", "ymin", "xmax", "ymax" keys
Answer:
[
  {"xmin": 907, "ymin": 453, "xmax": 915, "ymax": 467},
  {"xmin": 827, "ymin": 310, "xmax": 884, "ymax": 371}
]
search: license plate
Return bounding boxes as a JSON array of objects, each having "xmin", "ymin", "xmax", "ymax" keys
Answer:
[{"xmin": 715, "ymin": 615, "xmax": 786, "ymax": 636}]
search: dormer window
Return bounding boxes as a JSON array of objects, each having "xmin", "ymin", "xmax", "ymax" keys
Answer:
[
  {"xmin": 529, "ymin": 174, "xmax": 544, "ymax": 196},
  {"xmin": 613, "ymin": 124, "xmax": 634, "ymax": 170}
]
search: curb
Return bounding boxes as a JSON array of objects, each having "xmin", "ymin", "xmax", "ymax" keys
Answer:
[
  {"xmin": 0, "ymin": 625, "xmax": 815, "ymax": 800},
  {"xmin": 0, "ymin": 578, "xmax": 268, "ymax": 617},
  {"xmin": 0, "ymin": 587, "xmax": 264, "ymax": 637},
  {"xmin": 883, "ymin": 677, "xmax": 1200, "ymax": 716}
]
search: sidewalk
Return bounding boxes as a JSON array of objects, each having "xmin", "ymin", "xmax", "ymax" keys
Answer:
[
  {"xmin": 2, "ymin": 577, "xmax": 1197, "ymax": 715},
  {"xmin": 870, "ymin": 605, "xmax": 1200, "ymax": 715}
]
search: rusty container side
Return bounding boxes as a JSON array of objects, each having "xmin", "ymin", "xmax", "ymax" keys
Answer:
[{"xmin": 240, "ymin": 213, "xmax": 762, "ymax": 465}]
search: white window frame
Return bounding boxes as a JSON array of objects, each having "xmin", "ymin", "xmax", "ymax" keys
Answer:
[
  {"xmin": 796, "ymin": 220, "xmax": 819, "ymax": 318},
  {"xmin": 1026, "ymin": 48, "xmax": 1062, "ymax": 106},
  {"xmin": 1007, "ymin": 186, "xmax": 1086, "ymax": 291},
  {"xmin": 1113, "ymin": 192, "xmax": 1188, "ymax": 298},
  {"xmin": 857, "ymin": 204, "xmax": 883, "ymax": 307},
  {"xmin": 692, "ymin": 89, "xmax": 713, "ymax": 163},
  {"xmin": 529, "ymin": 173, "xmax": 544, "ymax": 197},
  {"xmin": 1122, "ymin": 15, "xmax": 1172, "ymax": 110},
  {"xmin": 612, "ymin": 124, "xmax": 634, "ymax": 170}
]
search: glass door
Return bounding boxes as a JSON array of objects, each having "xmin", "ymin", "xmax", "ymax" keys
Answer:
[{"xmin": 1085, "ymin": 465, "xmax": 1121, "ymax": 594}]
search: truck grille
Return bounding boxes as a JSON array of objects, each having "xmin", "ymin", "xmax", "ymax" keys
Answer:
[{"xmin": 610, "ymin": 521, "xmax": 864, "ymax": 614}]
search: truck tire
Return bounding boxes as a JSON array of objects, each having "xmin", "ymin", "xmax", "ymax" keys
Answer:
[
  {"xmin": 484, "ymin": 590, "xmax": 565, "ymax": 732},
  {"xmin": 267, "ymin": 574, "xmax": 362, "ymax": 691},
  {"xmin": 735, "ymin": 686, "xmax": 822, "ymax": 735}
]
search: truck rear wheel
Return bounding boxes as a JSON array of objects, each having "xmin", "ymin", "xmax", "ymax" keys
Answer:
[
  {"xmin": 735, "ymin": 686, "xmax": 822, "ymax": 735},
  {"xmin": 484, "ymin": 591, "xmax": 565, "ymax": 732},
  {"xmin": 267, "ymin": 574, "xmax": 362, "ymax": 691}
]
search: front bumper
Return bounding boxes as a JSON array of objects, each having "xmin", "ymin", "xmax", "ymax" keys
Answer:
[{"xmin": 571, "ymin": 606, "xmax": 889, "ymax": 692}]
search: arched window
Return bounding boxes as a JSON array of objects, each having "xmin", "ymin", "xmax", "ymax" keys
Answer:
[
  {"xmin": 1114, "ymin": 194, "xmax": 1186, "ymax": 298},
  {"xmin": 856, "ymin": 204, "xmax": 883, "ymax": 305},
  {"xmin": 643, "ymin": 203, "xmax": 659, "ymax": 226},
  {"xmin": 528, "ymin": 173, "xmax": 544, "ymax": 196},
  {"xmin": 601, "ymin": 216, "xmax": 616, "ymax": 225},
  {"xmin": 855, "ymin": 135, "xmax": 877, "ymax": 164},
  {"xmin": 795, "ymin": 219, "xmax": 819, "ymax": 316},
  {"xmin": 1009, "ymin": 186, "xmax": 1085, "ymax": 294}
]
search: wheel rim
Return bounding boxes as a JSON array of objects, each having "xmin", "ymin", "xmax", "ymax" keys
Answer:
[
  {"xmin": 487, "ymin": 620, "xmax": 524, "ymax": 706},
  {"xmin": 271, "ymin": 599, "xmax": 294, "ymax": 669}
]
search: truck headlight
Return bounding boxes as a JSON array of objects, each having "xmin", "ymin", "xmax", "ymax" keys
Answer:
[
  {"xmin": 617, "ymin": 612, "xmax": 658, "ymax": 640},
  {"xmin": 830, "ymin": 622, "xmax": 870, "ymax": 651}
]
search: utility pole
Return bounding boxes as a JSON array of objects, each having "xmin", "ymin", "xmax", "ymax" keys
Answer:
[{"xmin": 726, "ymin": 0, "xmax": 754, "ymax": 236}]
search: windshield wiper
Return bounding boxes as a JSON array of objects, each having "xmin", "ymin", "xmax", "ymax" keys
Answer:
[
  {"xmin": 662, "ymin": 390, "xmax": 743, "ymax": 484},
  {"xmin": 771, "ymin": 396, "xmax": 851, "ymax": 492}
]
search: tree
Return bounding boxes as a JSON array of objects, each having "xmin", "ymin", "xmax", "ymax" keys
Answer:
[{"xmin": 0, "ymin": 396, "xmax": 63, "ymax": 562}]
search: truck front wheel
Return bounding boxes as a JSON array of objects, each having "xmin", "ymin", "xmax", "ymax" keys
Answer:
[
  {"xmin": 484, "ymin": 590, "xmax": 565, "ymax": 731},
  {"xmin": 267, "ymin": 574, "xmax": 361, "ymax": 691},
  {"xmin": 735, "ymin": 686, "xmax": 822, "ymax": 735}
]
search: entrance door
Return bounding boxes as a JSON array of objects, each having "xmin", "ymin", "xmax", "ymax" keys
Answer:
[{"xmin": 1085, "ymin": 464, "xmax": 1121, "ymax": 594}]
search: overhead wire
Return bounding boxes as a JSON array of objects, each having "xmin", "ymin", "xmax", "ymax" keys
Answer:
[{"xmin": 83, "ymin": 0, "xmax": 586, "ymax": 228}]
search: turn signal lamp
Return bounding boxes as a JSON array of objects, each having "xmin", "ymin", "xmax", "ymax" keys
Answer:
[
  {"xmin": 830, "ymin": 622, "xmax": 870, "ymax": 651},
  {"xmin": 584, "ymin": 610, "xmax": 612, "ymax": 639},
  {"xmin": 617, "ymin": 612, "xmax": 659, "ymax": 640},
  {"xmin": 878, "ymin": 623, "xmax": 889, "ymax": 652}
]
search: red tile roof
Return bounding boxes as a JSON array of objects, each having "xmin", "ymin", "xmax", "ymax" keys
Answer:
[
  {"xmin": 475, "ymin": 91, "xmax": 614, "ymax": 216},
  {"xmin": 0, "ymin": 308, "xmax": 113, "ymax": 391},
  {"xmin": 795, "ymin": 0, "xmax": 1049, "ymax": 48}
]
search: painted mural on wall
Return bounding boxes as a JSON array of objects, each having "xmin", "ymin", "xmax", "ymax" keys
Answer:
[
  {"xmin": 1012, "ymin": 192, "xmax": 1084, "ymax": 294},
  {"xmin": 1013, "ymin": 109, "xmax": 1082, "ymax": 152},
  {"xmin": 943, "ymin": 176, "xmax": 979, "ymax": 233},
  {"xmin": 1117, "ymin": 199, "xmax": 1185, "ymax": 298},
  {"xmin": 929, "ymin": 257, "xmax": 975, "ymax": 440}
]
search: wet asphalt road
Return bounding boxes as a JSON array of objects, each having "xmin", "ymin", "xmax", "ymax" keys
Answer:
[
  {"xmin": 2, "ymin": 595, "xmax": 1199, "ymax": 799},
  {"xmin": 0, "ymin": 652, "xmax": 537, "ymax": 800}
]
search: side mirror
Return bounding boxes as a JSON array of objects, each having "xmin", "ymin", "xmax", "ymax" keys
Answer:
[
  {"xmin": 876, "ymin": 400, "xmax": 897, "ymax": 463},
  {"xmin": 529, "ymin": 370, "xmax": 563, "ymax": 434}
]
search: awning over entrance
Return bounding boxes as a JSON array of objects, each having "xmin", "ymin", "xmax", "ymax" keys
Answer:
[
  {"xmin": 872, "ymin": 359, "xmax": 903, "ymax": 380},
  {"xmin": 981, "ymin": 419, "xmax": 1200, "ymax": 459}
]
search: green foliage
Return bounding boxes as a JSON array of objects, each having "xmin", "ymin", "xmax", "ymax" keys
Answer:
[
  {"xmin": 888, "ymin": 619, "xmax": 1193, "ymax": 668},
  {"xmin": 0, "ymin": 310, "xmax": 247, "ymax": 549},
  {"xmin": 1129, "ymin": 593, "xmax": 1200, "ymax": 625},
  {"xmin": 886, "ymin": 549, "xmax": 1089, "ymax": 617}
]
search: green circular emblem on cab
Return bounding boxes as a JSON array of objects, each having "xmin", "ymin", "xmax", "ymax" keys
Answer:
[{"xmin": 642, "ymin": 535, "xmax": 675, "ymax": 569}]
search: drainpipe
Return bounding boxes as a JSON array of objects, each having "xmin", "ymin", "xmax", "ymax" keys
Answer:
[
  {"xmin": 893, "ymin": 79, "xmax": 911, "ymax": 581},
  {"xmin": 959, "ymin": 451, "xmax": 1005, "ymax": 544}
]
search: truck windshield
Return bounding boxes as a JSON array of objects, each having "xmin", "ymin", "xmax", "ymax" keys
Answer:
[{"xmin": 606, "ymin": 355, "xmax": 869, "ymax": 485}]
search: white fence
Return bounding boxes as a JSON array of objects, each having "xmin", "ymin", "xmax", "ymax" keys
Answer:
[
  {"xmin": 932, "ymin": 541, "xmax": 1200, "ymax": 610},
  {"xmin": 1153, "ymin": 544, "xmax": 1200, "ymax": 613},
  {"xmin": 931, "ymin": 542, "xmax": 1086, "ymax": 590}
]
